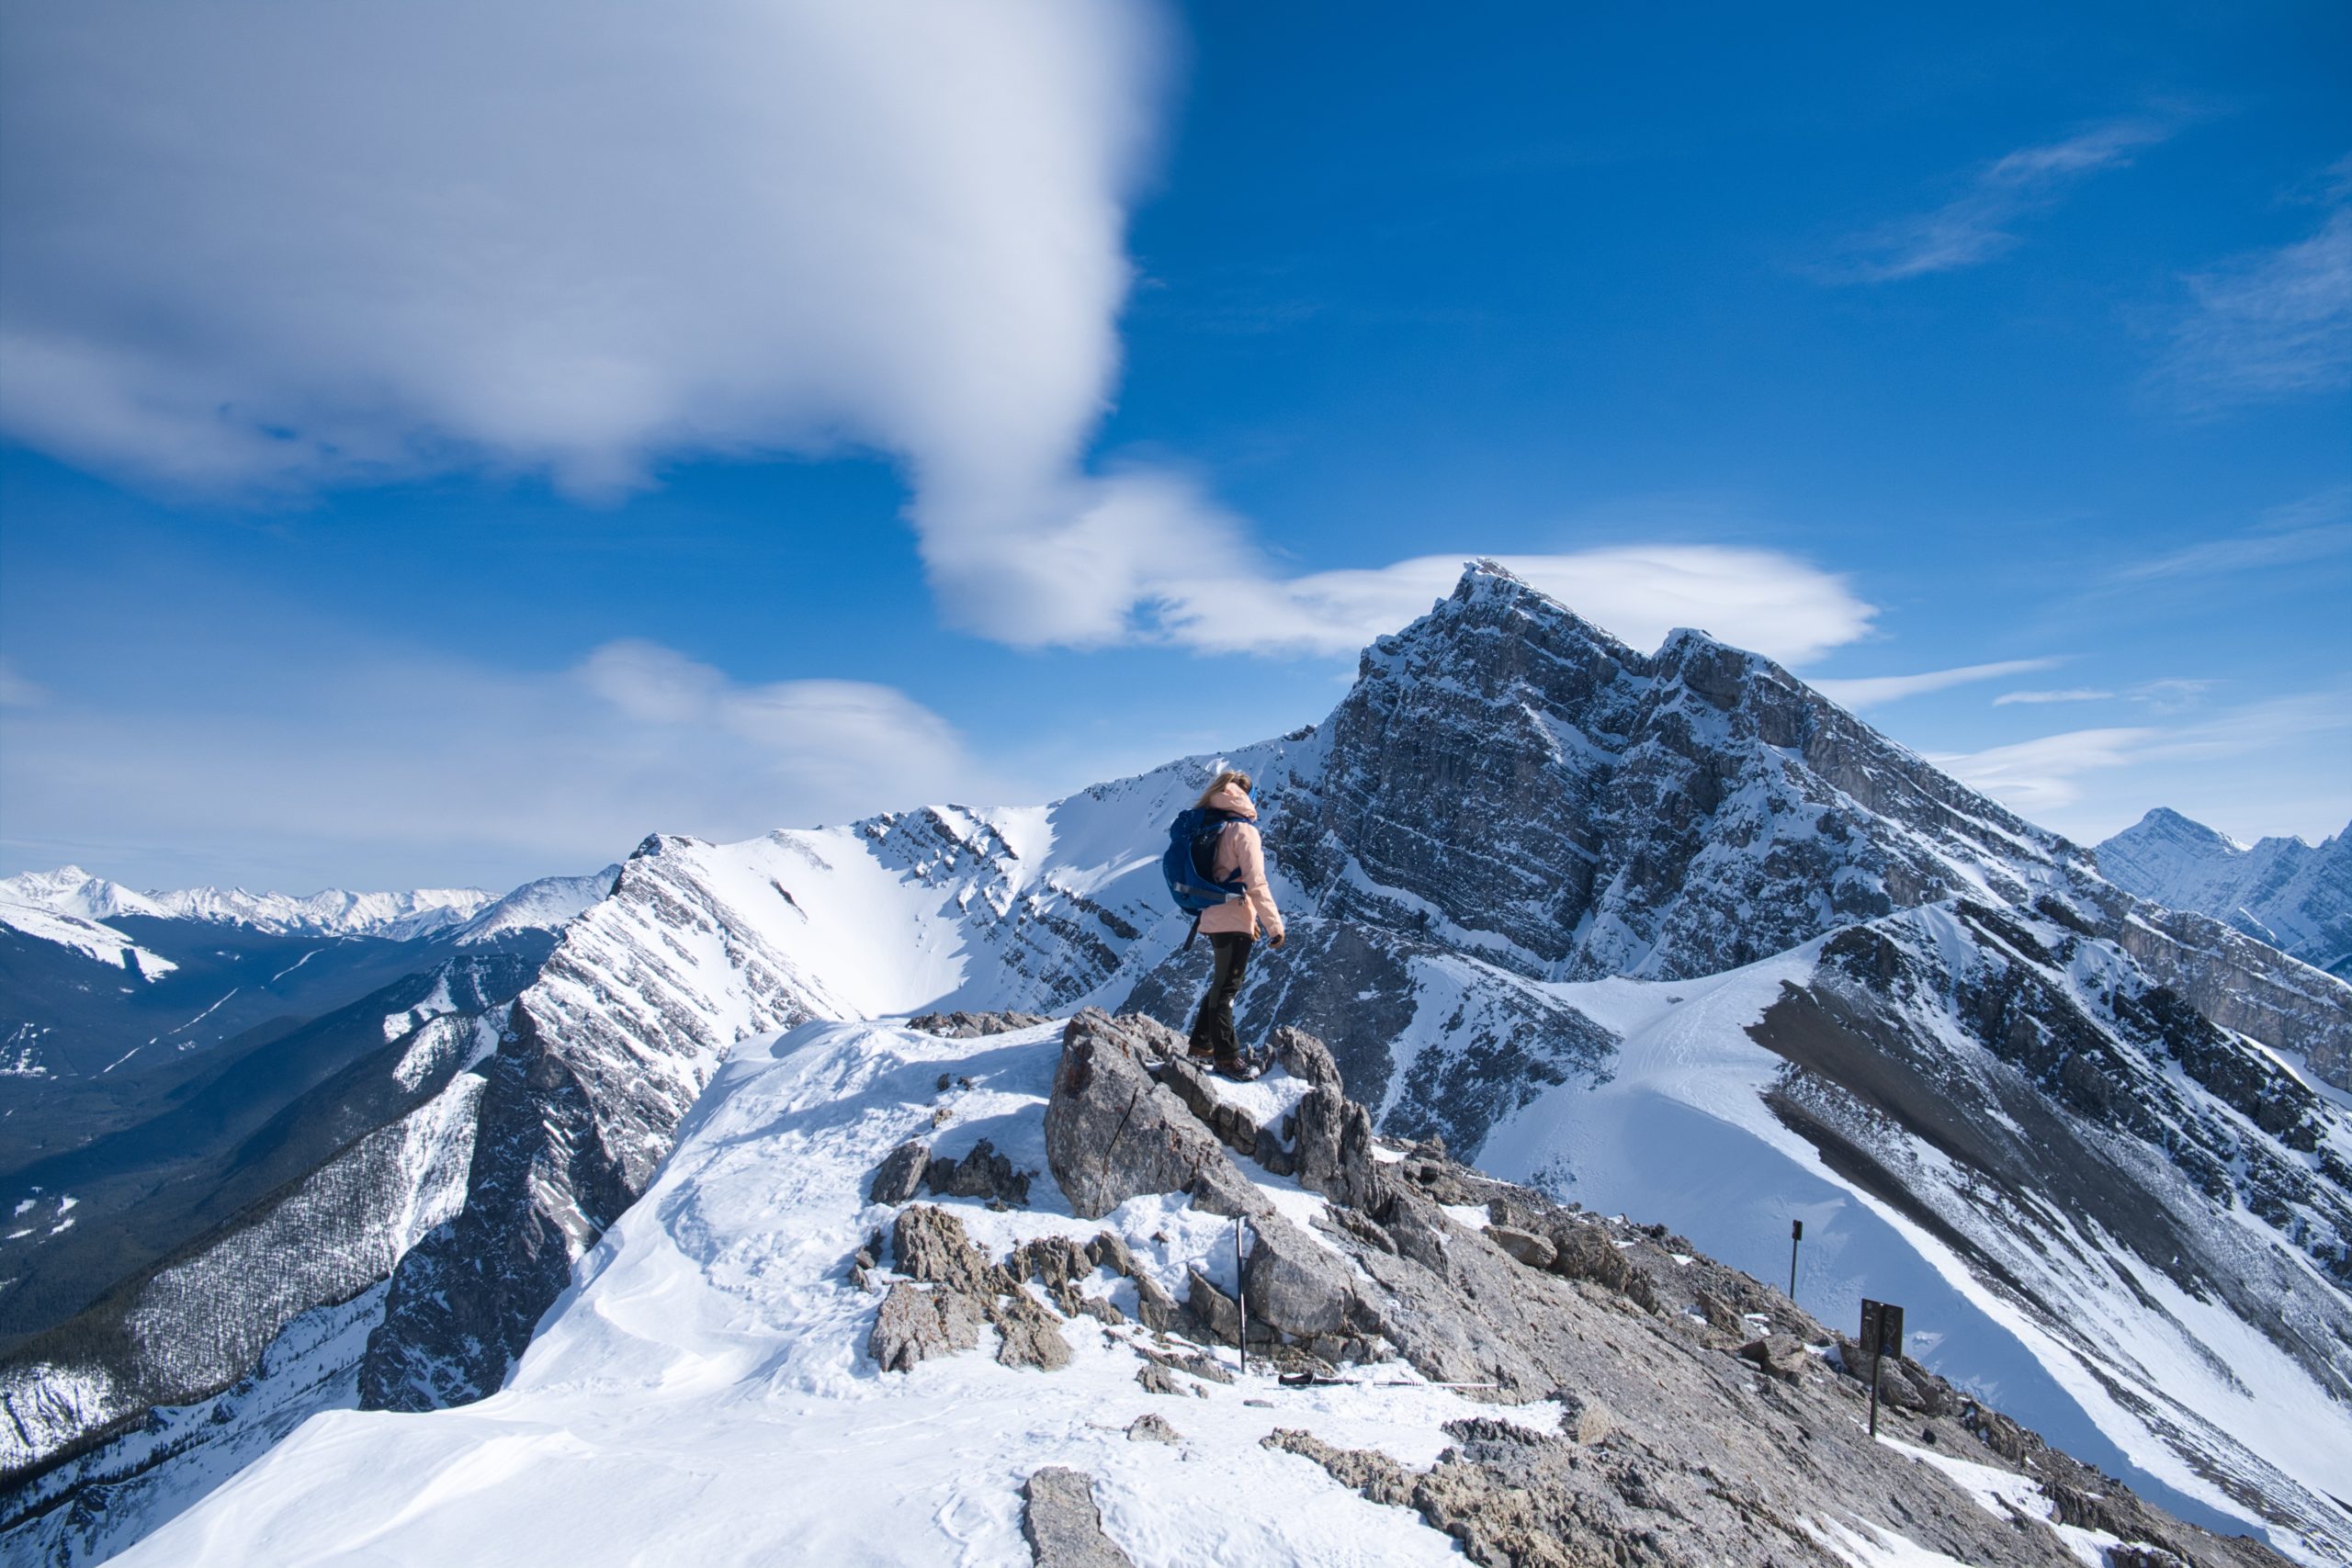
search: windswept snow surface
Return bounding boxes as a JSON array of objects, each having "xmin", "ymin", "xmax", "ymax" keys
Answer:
[
  {"xmin": 123, "ymin": 1020, "xmax": 1522, "ymax": 1567},
  {"xmin": 1476, "ymin": 947, "xmax": 2351, "ymax": 1562}
]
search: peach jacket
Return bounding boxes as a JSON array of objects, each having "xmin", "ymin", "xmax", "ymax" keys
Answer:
[{"xmin": 1194, "ymin": 781, "xmax": 1285, "ymax": 942}]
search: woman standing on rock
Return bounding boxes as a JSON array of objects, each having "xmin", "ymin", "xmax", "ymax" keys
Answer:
[{"xmin": 1186, "ymin": 770, "xmax": 1285, "ymax": 1078}]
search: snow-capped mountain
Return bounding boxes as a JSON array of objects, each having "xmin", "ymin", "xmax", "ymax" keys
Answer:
[
  {"xmin": 2098, "ymin": 807, "xmax": 2352, "ymax": 980},
  {"xmin": 0, "ymin": 866, "xmax": 616, "ymax": 1509},
  {"xmin": 71, "ymin": 1013, "xmax": 2294, "ymax": 1568},
  {"xmin": 0, "ymin": 867, "xmax": 499, "ymax": 941},
  {"xmin": 6, "ymin": 563, "xmax": 2347, "ymax": 1563}
]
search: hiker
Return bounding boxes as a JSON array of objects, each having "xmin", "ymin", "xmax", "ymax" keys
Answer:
[{"xmin": 1182, "ymin": 769, "xmax": 1284, "ymax": 1077}]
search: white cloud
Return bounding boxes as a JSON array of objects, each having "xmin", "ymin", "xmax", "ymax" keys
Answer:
[
  {"xmin": 1809, "ymin": 658, "xmax": 2059, "ymax": 711},
  {"xmin": 1993, "ymin": 688, "xmax": 2113, "ymax": 706},
  {"xmin": 0, "ymin": 640, "xmax": 989, "ymax": 891},
  {"xmin": 1824, "ymin": 118, "xmax": 2176, "ymax": 284},
  {"xmin": 1150, "ymin": 546, "xmax": 1876, "ymax": 667},
  {"xmin": 0, "ymin": 0, "xmax": 1177, "ymax": 642},
  {"xmin": 2156, "ymin": 204, "xmax": 2352, "ymax": 409},
  {"xmin": 2112, "ymin": 487, "xmax": 2352, "ymax": 582},
  {"xmin": 1931, "ymin": 692, "xmax": 2352, "ymax": 835},
  {"xmin": 0, "ymin": 659, "xmax": 43, "ymax": 708},
  {"xmin": 1932, "ymin": 728, "xmax": 2158, "ymax": 815}
]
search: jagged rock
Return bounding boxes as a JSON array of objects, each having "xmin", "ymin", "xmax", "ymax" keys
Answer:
[
  {"xmin": 1184, "ymin": 1268, "xmax": 1270, "ymax": 1348},
  {"xmin": 867, "ymin": 1141, "xmax": 930, "ymax": 1205},
  {"xmin": 1693, "ymin": 1290, "xmax": 1747, "ymax": 1337},
  {"xmin": 1544, "ymin": 1220, "xmax": 1653, "ymax": 1308},
  {"xmin": 1271, "ymin": 1026, "xmax": 1344, "ymax": 1092},
  {"xmin": 987, "ymin": 1292, "xmax": 1072, "ymax": 1371},
  {"xmin": 907, "ymin": 1010, "xmax": 1050, "ymax": 1038},
  {"xmin": 1020, "ymin": 1467, "xmax": 1133, "ymax": 1568},
  {"xmin": 1153, "ymin": 1054, "xmax": 1263, "ymax": 1158},
  {"xmin": 1138, "ymin": 1344, "xmax": 1235, "ymax": 1387},
  {"xmin": 1289, "ymin": 1086, "xmax": 1382, "ymax": 1209},
  {"xmin": 1734, "ymin": 1335, "xmax": 1809, "ymax": 1382},
  {"xmin": 1135, "ymin": 1362, "xmax": 1182, "ymax": 1396},
  {"xmin": 1242, "ymin": 1213, "xmax": 1368, "ymax": 1342},
  {"xmin": 1085, "ymin": 1231, "xmax": 1136, "ymax": 1277},
  {"xmin": 1128, "ymin": 1271, "xmax": 1178, "ymax": 1334},
  {"xmin": 1125, "ymin": 1413, "xmax": 1181, "ymax": 1444},
  {"xmin": 925, "ymin": 1138, "xmax": 1034, "ymax": 1206},
  {"xmin": 1483, "ymin": 1225, "xmax": 1556, "ymax": 1270},
  {"xmin": 1044, "ymin": 1010, "xmax": 1266, "ymax": 1221},
  {"xmin": 1112, "ymin": 1010, "xmax": 1191, "ymax": 1058},
  {"xmin": 891, "ymin": 1205, "xmax": 1003, "ymax": 1295},
  {"xmin": 868, "ymin": 1281, "xmax": 982, "ymax": 1372},
  {"xmin": 1375, "ymin": 1186, "xmax": 1453, "ymax": 1279},
  {"xmin": 1012, "ymin": 1236, "xmax": 1092, "ymax": 1294},
  {"xmin": 1559, "ymin": 1395, "xmax": 1615, "ymax": 1446}
]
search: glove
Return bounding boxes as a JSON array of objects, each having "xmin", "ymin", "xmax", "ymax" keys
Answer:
[{"xmin": 1269, "ymin": 930, "xmax": 1287, "ymax": 951}]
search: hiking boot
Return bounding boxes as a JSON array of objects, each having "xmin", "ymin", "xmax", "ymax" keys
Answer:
[{"xmin": 1209, "ymin": 1055, "xmax": 1264, "ymax": 1082}]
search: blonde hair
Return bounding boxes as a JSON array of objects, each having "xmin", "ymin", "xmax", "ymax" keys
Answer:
[{"xmin": 1193, "ymin": 769, "xmax": 1252, "ymax": 809}]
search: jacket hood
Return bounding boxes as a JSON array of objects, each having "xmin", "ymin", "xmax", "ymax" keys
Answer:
[{"xmin": 1204, "ymin": 782, "xmax": 1258, "ymax": 819}]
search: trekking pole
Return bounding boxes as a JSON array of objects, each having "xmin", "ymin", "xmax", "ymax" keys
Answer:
[
  {"xmin": 1235, "ymin": 1216, "xmax": 1248, "ymax": 1378},
  {"xmin": 1788, "ymin": 1219, "xmax": 1802, "ymax": 1303}
]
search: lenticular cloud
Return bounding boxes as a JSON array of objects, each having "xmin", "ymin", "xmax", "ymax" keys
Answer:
[{"xmin": 0, "ymin": 0, "xmax": 1167, "ymax": 626}]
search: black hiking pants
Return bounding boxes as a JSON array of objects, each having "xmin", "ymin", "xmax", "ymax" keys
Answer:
[{"xmin": 1188, "ymin": 931, "xmax": 1253, "ymax": 1060}]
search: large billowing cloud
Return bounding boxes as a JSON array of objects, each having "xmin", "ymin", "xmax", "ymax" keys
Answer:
[
  {"xmin": 0, "ymin": 1, "xmax": 1883, "ymax": 668},
  {"xmin": 0, "ymin": 0, "xmax": 1170, "ymax": 642}
]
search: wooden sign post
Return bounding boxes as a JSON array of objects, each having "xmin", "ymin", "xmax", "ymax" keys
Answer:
[{"xmin": 1860, "ymin": 1298, "xmax": 1904, "ymax": 1438}]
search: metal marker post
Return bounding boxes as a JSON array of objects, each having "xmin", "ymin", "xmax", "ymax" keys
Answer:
[
  {"xmin": 1235, "ymin": 1216, "xmax": 1248, "ymax": 1378},
  {"xmin": 1788, "ymin": 1219, "xmax": 1803, "ymax": 1302},
  {"xmin": 1860, "ymin": 1298, "xmax": 1904, "ymax": 1440}
]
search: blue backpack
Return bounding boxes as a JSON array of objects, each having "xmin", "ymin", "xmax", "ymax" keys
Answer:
[{"xmin": 1162, "ymin": 807, "xmax": 1246, "ymax": 919}]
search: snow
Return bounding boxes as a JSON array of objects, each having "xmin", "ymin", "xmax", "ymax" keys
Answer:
[
  {"xmin": 0, "ymin": 896, "xmax": 179, "ymax": 978},
  {"xmin": 1473, "ymin": 937, "xmax": 2344, "ymax": 1558},
  {"xmin": 0, "ymin": 863, "xmax": 503, "ymax": 941},
  {"xmin": 119, "ymin": 1019, "xmax": 1541, "ymax": 1566}
]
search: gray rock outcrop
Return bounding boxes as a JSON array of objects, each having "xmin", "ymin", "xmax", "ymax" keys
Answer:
[{"xmin": 1021, "ymin": 1467, "xmax": 1133, "ymax": 1568}]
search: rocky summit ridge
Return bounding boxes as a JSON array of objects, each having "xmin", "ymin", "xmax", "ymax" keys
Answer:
[
  {"xmin": 5, "ymin": 562, "xmax": 2347, "ymax": 1564},
  {"xmin": 72, "ymin": 1010, "xmax": 2298, "ymax": 1567}
]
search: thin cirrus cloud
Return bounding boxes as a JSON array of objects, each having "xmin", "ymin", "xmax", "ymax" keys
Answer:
[
  {"xmin": 2153, "ymin": 197, "xmax": 2352, "ymax": 412},
  {"xmin": 1822, "ymin": 118, "xmax": 2176, "ymax": 284},
  {"xmin": 1934, "ymin": 691, "xmax": 2352, "ymax": 832},
  {"xmin": 1807, "ymin": 658, "xmax": 2059, "ymax": 712}
]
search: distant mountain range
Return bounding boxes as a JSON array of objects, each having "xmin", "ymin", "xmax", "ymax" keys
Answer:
[
  {"xmin": 0, "ymin": 860, "xmax": 616, "ymax": 1529},
  {"xmin": 5, "ymin": 565, "xmax": 2346, "ymax": 1565},
  {"xmin": 2098, "ymin": 808, "xmax": 2351, "ymax": 980}
]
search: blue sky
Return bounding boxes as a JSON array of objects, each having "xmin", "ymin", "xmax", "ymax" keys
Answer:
[{"xmin": 2, "ymin": 1, "xmax": 2346, "ymax": 892}]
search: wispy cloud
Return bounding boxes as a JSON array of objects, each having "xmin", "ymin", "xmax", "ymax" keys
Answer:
[
  {"xmin": 0, "ymin": 659, "xmax": 43, "ymax": 708},
  {"xmin": 1809, "ymin": 659, "xmax": 2059, "ymax": 712},
  {"xmin": 1934, "ymin": 693, "xmax": 2351, "ymax": 819},
  {"xmin": 2109, "ymin": 486, "xmax": 2352, "ymax": 585},
  {"xmin": 1993, "ymin": 688, "xmax": 2111, "ymax": 706},
  {"xmin": 1149, "ymin": 545, "xmax": 1876, "ymax": 667},
  {"xmin": 1823, "ymin": 118, "xmax": 2177, "ymax": 284},
  {"xmin": 1993, "ymin": 678, "xmax": 2214, "ymax": 710},
  {"xmin": 2154, "ymin": 194, "xmax": 2352, "ymax": 411}
]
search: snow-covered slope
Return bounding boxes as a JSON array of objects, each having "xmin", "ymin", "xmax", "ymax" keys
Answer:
[
  {"xmin": 13, "ymin": 563, "xmax": 2348, "ymax": 1563},
  {"xmin": 105, "ymin": 1017, "xmax": 2294, "ymax": 1568},
  {"xmin": 447, "ymin": 867, "xmax": 619, "ymax": 946},
  {"xmin": 2099, "ymin": 808, "xmax": 2352, "ymax": 980}
]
